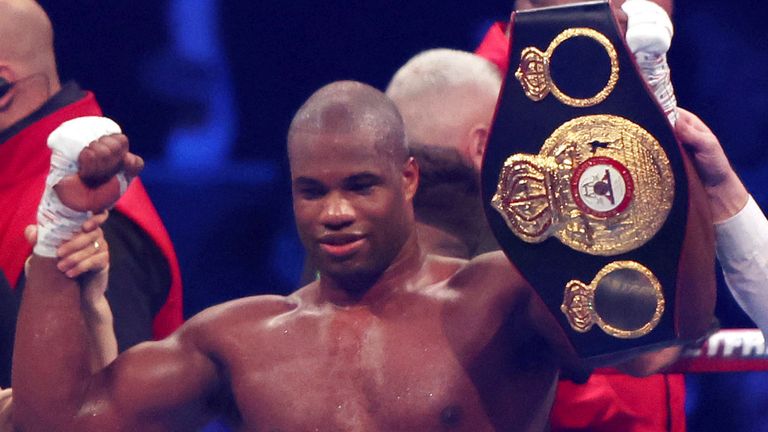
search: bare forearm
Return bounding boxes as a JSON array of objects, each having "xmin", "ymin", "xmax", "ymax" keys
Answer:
[{"xmin": 12, "ymin": 255, "xmax": 93, "ymax": 429}]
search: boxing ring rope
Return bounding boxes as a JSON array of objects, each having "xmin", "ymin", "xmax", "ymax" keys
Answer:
[
  {"xmin": 665, "ymin": 329, "xmax": 768, "ymax": 373},
  {"xmin": 596, "ymin": 330, "xmax": 768, "ymax": 374}
]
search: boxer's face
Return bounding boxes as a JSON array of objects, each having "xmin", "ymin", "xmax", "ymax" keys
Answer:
[
  {"xmin": 290, "ymin": 127, "xmax": 416, "ymax": 286},
  {"xmin": 515, "ymin": 0, "xmax": 673, "ymax": 16}
]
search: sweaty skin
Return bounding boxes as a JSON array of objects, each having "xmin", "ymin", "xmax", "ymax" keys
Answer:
[
  {"xmin": 15, "ymin": 82, "xmax": 617, "ymax": 432},
  {"xmin": 0, "ymin": 212, "xmax": 114, "ymax": 430}
]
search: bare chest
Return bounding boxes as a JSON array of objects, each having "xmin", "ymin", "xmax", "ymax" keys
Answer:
[{"xmin": 225, "ymin": 309, "xmax": 496, "ymax": 431}]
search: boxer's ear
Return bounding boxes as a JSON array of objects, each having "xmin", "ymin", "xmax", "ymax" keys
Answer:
[{"xmin": 402, "ymin": 156, "xmax": 419, "ymax": 201}]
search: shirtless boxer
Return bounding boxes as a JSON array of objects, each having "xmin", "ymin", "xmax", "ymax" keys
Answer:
[{"xmin": 14, "ymin": 82, "xmax": 677, "ymax": 431}]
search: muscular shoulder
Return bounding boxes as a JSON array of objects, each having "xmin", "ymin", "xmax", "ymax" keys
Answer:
[
  {"xmin": 435, "ymin": 250, "xmax": 543, "ymax": 335},
  {"xmin": 442, "ymin": 252, "xmax": 572, "ymax": 368},
  {"xmin": 421, "ymin": 253, "xmax": 468, "ymax": 283},
  {"xmin": 448, "ymin": 250, "xmax": 529, "ymax": 295},
  {"xmin": 180, "ymin": 295, "xmax": 300, "ymax": 344}
]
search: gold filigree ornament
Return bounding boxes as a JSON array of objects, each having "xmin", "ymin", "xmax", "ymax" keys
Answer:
[
  {"xmin": 491, "ymin": 114, "xmax": 674, "ymax": 255},
  {"xmin": 514, "ymin": 27, "xmax": 620, "ymax": 107},
  {"xmin": 561, "ymin": 261, "xmax": 665, "ymax": 339}
]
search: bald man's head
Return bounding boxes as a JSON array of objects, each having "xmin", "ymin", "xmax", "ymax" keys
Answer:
[
  {"xmin": 288, "ymin": 80, "xmax": 408, "ymax": 167},
  {"xmin": 386, "ymin": 48, "xmax": 502, "ymax": 172},
  {"xmin": 0, "ymin": 0, "xmax": 57, "ymax": 77},
  {"xmin": 0, "ymin": 0, "xmax": 59, "ymax": 130}
]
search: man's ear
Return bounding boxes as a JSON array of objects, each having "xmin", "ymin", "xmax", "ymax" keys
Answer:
[
  {"xmin": 0, "ymin": 65, "xmax": 14, "ymax": 80},
  {"xmin": 468, "ymin": 123, "xmax": 490, "ymax": 172},
  {"xmin": 0, "ymin": 66, "xmax": 16, "ymax": 100},
  {"xmin": 402, "ymin": 156, "xmax": 419, "ymax": 201}
]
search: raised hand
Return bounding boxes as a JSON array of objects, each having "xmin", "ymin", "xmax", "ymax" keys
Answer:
[
  {"xmin": 26, "ymin": 211, "xmax": 109, "ymax": 279},
  {"xmin": 34, "ymin": 117, "xmax": 142, "ymax": 258},
  {"xmin": 675, "ymin": 108, "xmax": 749, "ymax": 222},
  {"xmin": 55, "ymin": 133, "xmax": 144, "ymax": 213}
]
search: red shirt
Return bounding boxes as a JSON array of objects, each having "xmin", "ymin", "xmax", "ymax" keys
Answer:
[{"xmin": 0, "ymin": 91, "xmax": 183, "ymax": 339}]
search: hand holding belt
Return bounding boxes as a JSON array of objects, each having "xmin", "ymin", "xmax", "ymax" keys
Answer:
[{"xmin": 482, "ymin": 0, "xmax": 715, "ymax": 366}]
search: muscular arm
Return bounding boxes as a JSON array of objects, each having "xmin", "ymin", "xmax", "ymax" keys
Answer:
[
  {"xmin": 13, "ymin": 131, "xmax": 219, "ymax": 430},
  {"xmin": 26, "ymin": 214, "xmax": 118, "ymax": 371},
  {"xmin": 13, "ymin": 259, "xmax": 220, "ymax": 430},
  {"xmin": 455, "ymin": 252, "xmax": 580, "ymax": 371}
]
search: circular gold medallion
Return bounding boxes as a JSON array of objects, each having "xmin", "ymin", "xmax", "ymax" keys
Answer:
[
  {"xmin": 562, "ymin": 261, "xmax": 665, "ymax": 339},
  {"xmin": 515, "ymin": 27, "xmax": 620, "ymax": 107},
  {"xmin": 541, "ymin": 114, "xmax": 674, "ymax": 255}
]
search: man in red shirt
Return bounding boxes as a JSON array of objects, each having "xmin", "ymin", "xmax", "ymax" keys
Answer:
[{"xmin": 0, "ymin": 0, "xmax": 183, "ymax": 387}]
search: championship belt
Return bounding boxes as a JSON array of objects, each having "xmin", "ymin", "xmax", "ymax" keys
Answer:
[{"xmin": 481, "ymin": 0, "xmax": 715, "ymax": 365}]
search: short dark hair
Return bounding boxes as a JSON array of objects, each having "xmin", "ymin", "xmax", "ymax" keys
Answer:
[{"xmin": 287, "ymin": 80, "xmax": 408, "ymax": 165}]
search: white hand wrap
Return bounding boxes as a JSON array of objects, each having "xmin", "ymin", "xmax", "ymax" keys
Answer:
[
  {"xmin": 622, "ymin": 0, "xmax": 678, "ymax": 125},
  {"xmin": 33, "ymin": 117, "xmax": 122, "ymax": 257}
]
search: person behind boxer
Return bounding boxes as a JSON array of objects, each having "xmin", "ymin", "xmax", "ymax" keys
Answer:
[
  {"xmin": 385, "ymin": 48, "xmax": 501, "ymax": 259},
  {"xmin": 0, "ymin": 0, "xmax": 183, "ymax": 388},
  {"xmin": 477, "ymin": 0, "xmax": 673, "ymax": 76},
  {"xmin": 676, "ymin": 109, "xmax": 768, "ymax": 334}
]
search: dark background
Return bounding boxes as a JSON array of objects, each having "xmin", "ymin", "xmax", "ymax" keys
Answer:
[{"xmin": 36, "ymin": 1, "xmax": 768, "ymax": 430}]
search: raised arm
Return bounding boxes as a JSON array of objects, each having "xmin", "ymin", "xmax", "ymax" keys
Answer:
[
  {"xmin": 0, "ymin": 215, "xmax": 116, "ymax": 430},
  {"xmin": 15, "ymin": 254, "xmax": 222, "ymax": 430},
  {"xmin": 25, "ymin": 211, "xmax": 117, "ymax": 371},
  {"xmin": 12, "ymin": 121, "xmax": 220, "ymax": 431}
]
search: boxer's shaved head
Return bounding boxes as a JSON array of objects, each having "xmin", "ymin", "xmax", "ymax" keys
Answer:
[
  {"xmin": 288, "ymin": 81, "xmax": 419, "ymax": 286},
  {"xmin": 0, "ymin": 0, "xmax": 58, "ymax": 80},
  {"xmin": 288, "ymin": 80, "xmax": 408, "ymax": 167}
]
